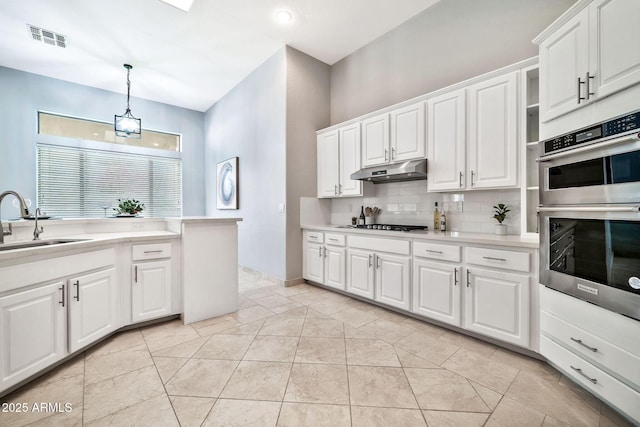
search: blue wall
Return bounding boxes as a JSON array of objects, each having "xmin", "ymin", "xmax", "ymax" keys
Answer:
[{"xmin": 0, "ymin": 66, "xmax": 206, "ymax": 219}]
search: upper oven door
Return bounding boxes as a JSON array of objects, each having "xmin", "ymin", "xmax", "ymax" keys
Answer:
[{"xmin": 539, "ymin": 133, "xmax": 640, "ymax": 206}]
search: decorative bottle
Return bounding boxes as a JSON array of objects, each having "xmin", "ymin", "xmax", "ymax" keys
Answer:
[
  {"xmin": 433, "ymin": 202, "xmax": 440, "ymax": 231},
  {"xmin": 359, "ymin": 206, "xmax": 366, "ymax": 226},
  {"xmin": 440, "ymin": 209, "xmax": 447, "ymax": 232}
]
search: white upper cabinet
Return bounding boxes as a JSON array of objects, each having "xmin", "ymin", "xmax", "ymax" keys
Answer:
[
  {"xmin": 468, "ymin": 71, "xmax": 518, "ymax": 189},
  {"xmin": 362, "ymin": 113, "xmax": 390, "ymax": 167},
  {"xmin": 390, "ymin": 102, "xmax": 426, "ymax": 162},
  {"xmin": 537, "ymin": 0, "xmax": 640, "ymax": 122},
  {"xmin": 427, "ymin": 89, "xmax": 466, "ymax": 191},
  {"xmin": 317, "ymin": 124, "xmax": 362, "ymax": 198}
]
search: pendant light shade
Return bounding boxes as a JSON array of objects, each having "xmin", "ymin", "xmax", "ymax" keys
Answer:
[{"xmin": 114, "ymin": 64, "xmax": 141, "ymax": 138}]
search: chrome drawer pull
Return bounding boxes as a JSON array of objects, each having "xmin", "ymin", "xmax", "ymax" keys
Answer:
[
  {"xmin": 59, "ymin": 285, "xmax": 65, "ymax": 307},
  {"xmin": 328, "ymin": 238, "xmax": 339, "ymax": 242},
  {"xmin": 309, "ymin": 235, "xmax": 318, "ymax": 239},
  {"xmin": 570, "ymin": 337, "xmax": 598, "ymax": 353},
  {"xmin": 426, "ymin": 249, "xmax": 443, "ymax": 254},
  {"xmin": 144, "ymin": 250, "xmax": 163, "ymax": 254},
  {"xmin": 570, "ymin": 366, "xmax": 597, "ymax": 384},
  {"xmin": 454, "ymin": 268, "xmax": 458, "ymax": 286},
  {"xmin": 483, "ymin": 256, "xmax": 507, "ymax": 262}
]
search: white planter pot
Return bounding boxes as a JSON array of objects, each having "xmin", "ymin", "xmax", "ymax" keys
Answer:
[{"xmin": 495, "ymin": 224, "xmax": 507, "ymax": 235}]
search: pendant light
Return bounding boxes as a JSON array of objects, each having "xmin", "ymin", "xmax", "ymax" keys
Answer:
[{"xmin": 114, "ymin": 64, "xmax": 141, "ymax": 138}]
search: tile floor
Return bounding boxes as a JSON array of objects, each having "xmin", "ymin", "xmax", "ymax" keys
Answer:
[{"xmin": 0, "ymin": 269, "xmax": 634, "ymax": 427}]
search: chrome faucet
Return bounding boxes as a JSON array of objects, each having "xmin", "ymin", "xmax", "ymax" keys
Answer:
[
  {"xmin": 0, "ymin": 190, "xmax": 30, "ymax": 244},
  {"xmin": 33, "ymin": 208, "xmax": 44, "ymax": 240}
]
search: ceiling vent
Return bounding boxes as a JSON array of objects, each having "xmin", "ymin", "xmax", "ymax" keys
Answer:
[{"xmin": 27, "ymin": 25, "xmax": 67, "ymax": 48}]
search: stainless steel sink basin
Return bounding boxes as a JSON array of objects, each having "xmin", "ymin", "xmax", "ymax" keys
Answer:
[
  {"xmin": 0, "ymin": 239, "xmax": 89, "ymax": 252},
  {"xmin": 333, "ymin": 225, "xmax": 356, "ymax": 229}
]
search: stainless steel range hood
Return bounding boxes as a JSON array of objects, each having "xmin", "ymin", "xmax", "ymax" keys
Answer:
[{"xmin": 350, "ymin": 159, "xmax": 427, "ymax": 183}]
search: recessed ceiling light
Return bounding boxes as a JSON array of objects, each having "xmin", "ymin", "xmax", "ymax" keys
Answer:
[
  {"xmin": 275, "ymin": 10, "xmax": 293, "ymax": 24},
  {"xmin": 158, "ymin": 0, "xmax": 194, "ymax": 12}
]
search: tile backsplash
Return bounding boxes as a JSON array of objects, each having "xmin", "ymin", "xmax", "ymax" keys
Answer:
[{"xmin": 330, "ymin": 181, "xmax": 521, "ymax": 235}]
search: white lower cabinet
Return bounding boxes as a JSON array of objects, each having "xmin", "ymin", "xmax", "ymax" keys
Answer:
[
  {"xmin": 132, "ymin": 260, "xmax": 172, "ymax": 323},
  {"xmin": 464, "ymin": 267, "xmax": 530, "ymax": 347},
  {"xmin": 324, "ymin": 246, "xmax": 346, "ymax": 290},
  {"xmin": 305, "ymin": 242, "xmax": 325, "ymax": 284},
  {"xmin": 346, "ymin": 249, "xmax": 375, "ymax": 299},
  {"xmin": 412, "ymin": 260, "xmax": 461, "ymax": 326},
  {"xmin": 375, "ymin": 253, "xmax": 410, "ymax": 310},
  {"xmin": 303, "ymin": 232, "xmax": 347, "ymax": 291},
  {"xmin": 0, "ymin": 282, "xmax": 67, "ymax": 391}
]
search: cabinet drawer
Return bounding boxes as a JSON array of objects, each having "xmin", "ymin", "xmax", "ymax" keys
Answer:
[
  {"xmin": 348, "ymin": 235, "xmax": 410, "ymax": 255},
  {"xmin": 413, "ymin": 241, "xmax": 460, "ymax": 262},
  {"xmin": 466, "ymin": 247, "xmax": 530, "ymax": 272},
  {"xmin": 325, "ymin": 233, "xmax": 345, "ymax": 246},
  {"xmin": 541, "ymin": 335, "xmax": 640, "ymax": 423},
  {"xmin": 305, "ymin": 231, "xmax": 324, "ymax": 243},
  {"xmin": 541, "ymin": 311, "xmax": 640, "ymax": 388},
  {"xmin": 132, "ymin": 243, "xmax": 172, "ymax": 261}
]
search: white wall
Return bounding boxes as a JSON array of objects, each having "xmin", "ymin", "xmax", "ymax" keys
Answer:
[
  {"xmin": 204, "ymin": 49, "xmax": 288, "ymax": 280},
  {"xmin": 330, "ymin": 0, "xmax": 575, "ymax": 124}
]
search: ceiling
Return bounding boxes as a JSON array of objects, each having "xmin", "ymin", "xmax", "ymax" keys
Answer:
[{"xmin": 0, "ymin": 0, "xmax": 439, "ymax": 112}]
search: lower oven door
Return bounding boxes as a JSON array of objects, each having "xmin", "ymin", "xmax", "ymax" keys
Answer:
[{"xmin": 539, "ymin": 205, "xmax": 640, "ymax": 321}]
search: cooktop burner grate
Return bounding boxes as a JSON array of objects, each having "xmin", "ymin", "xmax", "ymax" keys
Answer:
[{"xmin": 356, "ymin": 224, "xmax": 429, "ymax": 232}]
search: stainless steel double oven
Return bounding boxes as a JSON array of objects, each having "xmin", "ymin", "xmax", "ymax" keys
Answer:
[{"xmin": 538, "ymin": 109, "xmax": 640, "ymax": 321}]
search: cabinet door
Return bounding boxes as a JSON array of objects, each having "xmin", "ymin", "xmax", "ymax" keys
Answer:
[
  {"xmin": 468, "ymin": 72, "xmax": 518, "ymax": 189},
  {"xmin": 338, "ymin": 123, "xmax": 362, "ymax": 196},
  {"xmin": 391, "ymin": 102, "xmax": 425, "ymax": 162},
  {"xmin": 362, "ymin": 114, "xmax": 390, "ymax": 167},
  {"xmin": 464, "ymin": 268, "xmax": 530, "ymax": 347},
  {"xmin": 132, "ymin": 260, "xmax": 172, "ymax": 323},
  {"xmin": 324, "ymin": 246, "xmax": 346, "ymax": 291},
  {"xmin": 68, "ymin": 268, "xmax": 118, "ymax": 353},
  {"xmin": 317, "ymin": 131, "xmax": 340, "ymax": 198},
  {"xmin": 375, "ymin": 253, "xmax": 410, "ymax": 311},
  {"xmin": 305, "ymin": 242, "xmax": 325, "ymax": 284},
  {"xmin": 539, "ymin": 8, "xmax": 589, "ymax": 122},
  {"xmin": 0, "ymin": 282, "xmax": 66, "ymax": 391},
  {"xmin": 590, "ymin": 0, "xmax": 640, "ymax": 99},
  {"xmin": 347, "ymin": 249, "xmax": 375, "ymax": 299},
  {"xmin": 412, "ymin": 260, "xmax": 461, "ymax": 326},
  {"xmin": 427, "ymin": 90, "xmax": 466, "ymax": 191}
]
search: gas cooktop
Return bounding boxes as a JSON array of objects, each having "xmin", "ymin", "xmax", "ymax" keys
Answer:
[{"xmin": 357, "ymin": 224, "xmax": 429, "ymax": 232}]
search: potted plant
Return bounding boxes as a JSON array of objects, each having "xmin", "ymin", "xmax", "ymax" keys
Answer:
[
  {"xmin": 492, "ymin": 203, "xmax": 510, "ymax": 235},
  {"xmin": 114, "ymin": 198, "xmax": 144, "ymax": 216}
]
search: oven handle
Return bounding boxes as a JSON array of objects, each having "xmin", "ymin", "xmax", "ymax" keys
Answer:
[
  {"xmin": 538, "ymin": 206, "xmax": 640, "ymax": 213},
  {"xmin": 538, "ymin": 132, "xmax": 640, "ymax": 162}
]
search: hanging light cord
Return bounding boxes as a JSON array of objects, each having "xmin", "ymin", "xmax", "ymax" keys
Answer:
[{"xmin": 125, "ymin": 64, "xmax": 132, "ymax": 113}]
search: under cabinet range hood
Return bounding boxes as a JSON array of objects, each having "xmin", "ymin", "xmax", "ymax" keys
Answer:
[{"xmin": 350, "ymin": 159, "xmax": 427, "ymax": 183}]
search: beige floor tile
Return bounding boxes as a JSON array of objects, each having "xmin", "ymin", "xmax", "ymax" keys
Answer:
[
  {"xmin": 599, "ymin": 404, "xmax": 635, "ymax": 427},
  {"xmin": 422, "ymin": 410, "xmax": 489, "ymax": 427},
  {"xmin": 442, "ymin": 349, "xmax": 519, "ymax": 394},
  {"xmin": 37, "ymin": 354, "xmax": 85, "ymax": 386},
  {"xmin": 194, "ymin": 317, "xmax": 242, "ymax": 337},
  {"xmin": 395, "ymin": 331, "xmax": 460, "ymax": 365},
  {"xmin": 485, "ymin": 396, "xmax": 546, "ymax": 427},
  {"xmin": 27, "ymin": 406, "xmax": 83, "ymax": 426},
  {"xmin": 254, "ymin": 294, "xmax": 294, "ymax": 309},
  {"xmin": 153, "ymin": 356, "xmax": 188, "ymax": 384},
  {"xmin": 141, "ymin": 320, "xmax": 201, "ymax": 353},
  {"xmin": 193, "ymin": 334, "xmax": 254, "ymax": 359},
  {"xmin": 271, "ymin": 284, "xmax": 315, "ymax": 297},
  {"xmin": 243, "ymin": 336, "xmax": 299, "ymax": 362},
  {"xmin": 330, "ymin": 307, "xmax": 379, "ymax": 328},
  {"xmin": 351, "ymin": 406, "xmax": 426, "ymax": 427},
  {"xmin": 284, "ymin": 363, "xmax": 349, "ymax": 405},
  {"xmin": 345, "ymin": 339, "xmax": 401, "ymax": 367},
  {"xmin": 151, "ymin": 336, "xmax": 209, "ymax": 358},
  {"xmin": 276, "ymin": 306, "xmax": 308, "ymax": 318},
  {"xmin": 394, "ymin": 347, "xmax": 442, "ymax": 369},
  {"xmin": 85, "ymin": 330, "xmax": 145, "ymax": 358},
  {"xmin": 220, "ymin": 361, "xmax": 291, "ymax": 401},
  {"xmin": 301, "ymin": 318, "xmax": 344, "ymax": 337},
  {"xmin": 308, "ymin": 300, "xmax": 351, "ymax": 315},
  {"xmin": 343, "ymin": 297, "xmax": 378, "ymax": 311},
  {"xmin": 232, "ymin": 305, "xmax": 274, "ymax": 324},
  {"xmin": 84, "ymin": 343, "xmax": 153, "ymax": 385},
  {"xmin": 345, "ymin": 319, "xmax": 416, "ymax": 344},
  {"xmin": 202, "ymin": 399, "xmax": 281, "ymax": 427},
  {"xmin": 470, "ymin": 381, "xmax": 503, "ymax": 410},
  {"xmin": 191, "ymin": 314, "xmax": 239, "ymax": 332},
  {"xmin": 83, "ymin": 365, "xmax": 165, "ymax": 422},
  {"xmin": 170, "ymin": 396, "xmax": 216, "ymax": 427},
  {"xmin": 506, "ymin": 370, "xmax": 600, "ymax": 427},
  {"xmin": 241, "ymin": 288, "xmax": 278, "ymax": 300},
  {"xmin": 369, "ymin": 307, "xmax": 411, "ymax": 324},
  {"xmin": 438, "ymin": 331, "xmax": 497, "ymax": 358},
  {"xmin": 277, "ymin": 402, "xmax": 351, "ymax": 427},
  {"xmin": 85, "ymin": 394, "xmax": 178, "ymax": 427},
  {"xmin": 557, "ymin": 374, "xmax": 604, "ymax": 415},
  {"xmin": 401, "ymin": 317, "xmax": 447, "ymax": 337},
  {"xmin": 305, "ymin": 308, "xmax": 332, "ymax": 319},
  {"xmin": 1, "ymin": 373, "xmax": 84, "ymax": 426},
  {"xmin": 404, "ymin": 368, "xmax": 491, "ymax": 412},
  {"xmin": 542, "ymin": 415, "xmax": 572, "ymax": 426},
  {"xmin": 491, "ymin": 348, "xmax": 561, "ymax": 382},
  {"xmin": 165, "ymin": 359, "xmax": 238, "ymax": 398},
  {"xmin": 289, "ymin": 292, "xmax": 324, "ymax": 306},
  {"xmin": 295, "ymin": 337, "xmax": 346, "ymax": 364},
  {"xmin": 238, "ymin": 296, "xmax": 258, "ymax": 309},
  {"xmin": 258, "ymin": 317, "xmax": 305, "ymax": 336},
  {"xmin": 219, "ymin": 319, "xmax": 266, "ymax": 335},
  {"xmin": 347, "ymin": 366, "xmax": 418, "ymax": 409},
  {"xmin": 270, "ymin": 301, "xmax": 304, "ymax": 314}
]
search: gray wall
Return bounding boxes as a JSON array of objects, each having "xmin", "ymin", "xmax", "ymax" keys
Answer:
[
  {"xmin": 204, "ymin": 49, "xmax": 288, "ymax": 280},
  {"xmin": 0, "ymin": 66, "xmax": 206, "ymax": 220},
  {"xmin": 285, "ymin": 47, "xmax": 331, "ymax": 280},
  {"xmin": 330, "ymin": 0, "xmax": 575, "ymax": 124}
]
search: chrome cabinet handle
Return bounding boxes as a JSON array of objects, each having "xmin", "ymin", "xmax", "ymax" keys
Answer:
[
  {"xmin": 328, "ymin": 238, "xmax": 339, "ymax": 242},
  {"xmin": 318, "ymin": 246, "xmax": 322, "ymax": 257},
  {"xmin": 570, "ymin": 366, "xmax": 597, "ymax": 384},
  {"xmin": 368, "ymin": 254, "xmax": 373, "ymax": 267},
  {"xmin": 459, "ymin": 171, "xmax": 463, "ymax": 188},
  {"xmin": 134, "ymin": 265, "xmax": 138, "ymax": 283},
  {"xmin": 309, "ymin": 235, "xmax": 318, "ymax": 239},
  {"xmin": 426, "ymin": 249, "xmax": 444, "ymax": 254},
  {"xmin": 586, "ymin": 72, "xmax": 594, "ymax": 100},
  {"xmin": 391, "ymin": 147, "xmax": 396, "ymax": 160},
  {"xmin": 338, "ymin": 184, "xmax": 342, "ymax": 194},
  {"xmin": 376, "ymin": 256, "xmax": 381, "ymax": 269},
  {"xmin": 59, "ymin": 285, "xmax": 65, "ymax": 307},
  {"xmin": 384, "ymin": 149, "xmax": 388, "ymax": 162},
  {"xmin": 470, "ymin": 170, "xmax": 475, "ymax": 187},
  {"xmin": 323, "ymin": 247, "xmax": 327, "ymax": 258},
  {"xmin": 73, "ymin": 280, "xmax": 80, "ymax": 301},
  {"xmin": 334, "ymin": 184, "xmax": 338, "ymax": 195},
  {"xmin": 454, "ymin": 268, "xmax": 458, "ymax": 286},
  {"xmin": 466, "ymin": 269, "xmax": 470, "ymax": 287},
  {"xmin": 570, "ymin": 337, "xmax": 598, "ymax": 353},
  {"xmin": 577, "ymin": 77, "xmax": 586, "ymax": 104},
  {"xmin": 483, "ymin": 256, "xmax": 507, "ymax": 262},
  {"xmin": 144, "ymin": 250, "xmax": 163, "ymax": 254}
]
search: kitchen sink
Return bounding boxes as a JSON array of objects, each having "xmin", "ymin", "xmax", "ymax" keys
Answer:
[
  {"xmin": 0, "ymin": 239, "xmax": 89, "ymax": 252},
  {"xmin": 333, "ymin": 225, "xmax": 356, "ymax": 229}
]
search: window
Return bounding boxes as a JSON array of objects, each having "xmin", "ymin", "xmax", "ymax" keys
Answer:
[{"xmin": 37, "ymin": 144, "xmax": 182, "ymax": 218}]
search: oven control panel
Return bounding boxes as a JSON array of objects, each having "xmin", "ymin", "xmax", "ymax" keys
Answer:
[{"xmin": 543, "ymin": 109, "xmax": 640, "ymax": 155}]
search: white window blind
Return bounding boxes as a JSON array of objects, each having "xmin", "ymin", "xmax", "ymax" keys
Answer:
[{"xmin": 37, "ymin": 144, "xmax": 182, "ymax": 218}]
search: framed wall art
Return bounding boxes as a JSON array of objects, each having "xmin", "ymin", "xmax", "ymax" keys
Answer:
[{"xmin": 216, "ymin": 157, "xmax": 238, "ymax": 210}]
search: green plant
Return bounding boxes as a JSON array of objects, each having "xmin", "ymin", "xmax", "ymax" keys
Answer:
[
  {"xmin": 114, "ymin": 198, "xmax": 145, "ymax": 215},
  {"xmin": 492, "ymin": 203, "xmax": 510, "ymax": 224}
]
